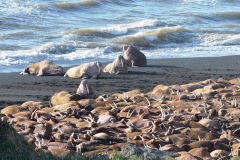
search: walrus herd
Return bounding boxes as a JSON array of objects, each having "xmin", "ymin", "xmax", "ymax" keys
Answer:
[
  {"xmin": 2, "ymin": 45, "xmax": 240, "ymax": 159},
  {"xmin": 20, "ymin": 45, "xmax": 147, "ymax": 77}
]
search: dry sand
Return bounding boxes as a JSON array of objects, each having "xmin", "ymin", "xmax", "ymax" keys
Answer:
[{"xmin": 1, "ymin": 55, "xmax": 240, "ymax": 108}]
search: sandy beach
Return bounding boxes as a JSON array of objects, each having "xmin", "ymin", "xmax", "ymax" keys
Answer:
[{"xmin": 0, "ymin": 55, "xmax": 240, "ymax": 108}]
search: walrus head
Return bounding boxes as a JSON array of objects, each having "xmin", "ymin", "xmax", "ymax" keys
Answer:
[
  {"xmin": 76, "ymin": 79, "xmax": 95, "ymax": 98},
  {"xmin": 115, "ymin": 55, "xmax": 126, "ymax": 68},
  {"xmin": 123, "ymin": 44, "xmax": 131, "ymax": 51},
  {"xmin": 20, "ymin": 67, "xmax": 30, "ymax": 75},
  {"xmin": 123, "ymin": 44, "xmax": 131, "ymax": 55}
]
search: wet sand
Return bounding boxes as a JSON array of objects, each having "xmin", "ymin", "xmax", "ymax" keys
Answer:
[{"xmin": 1, "ymin": 55, "xmax": 240, "ymax": 108}]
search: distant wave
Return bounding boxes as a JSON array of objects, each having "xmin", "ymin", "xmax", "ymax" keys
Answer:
[
  {"xmin": 187, "ymin": 11, "xmax": 240, "ymax": 22},
  {"xmin": 114, "ymin": 26, "xmax": 193, "ymax": 47},
  {"xmin": 66, "ymin": 19, "xmax": 163, "ymax": 36},
  {"xmin": 35, "ymin": 42, "xmax": 76, "ymax": 54},
  {"xmin": 53, "ymin": 0, "xmax": 98, "ymax": 10},
  {"xmin": 182, "ymin": 0, "xmax": 220, "ymax": 5},
  {"xmin": 215, "ymin": 11, "xmax": 240, "ymax": 20}
]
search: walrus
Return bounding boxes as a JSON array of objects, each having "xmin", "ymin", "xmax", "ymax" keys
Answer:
[
  {"xmin": 50, "ymin": 91, "xmax": 73, "ymax": 106},
  {"xmin": 103, "ymin": 55, "xmax": 128, "ymax": 74},
  {"xmin": 20, "ymin": 60, "xmax": 64, "ymax": 76},
  {"xmin": 64, "ymin": 61, "xmax": 101, "ymax": 79},
  {"xmin": 123, "ymin": 44, "xmax": 147, "ymax": 67},
  {"xmin": 76, "ymin": 79, "xmax": 95, "ymax": 98}
]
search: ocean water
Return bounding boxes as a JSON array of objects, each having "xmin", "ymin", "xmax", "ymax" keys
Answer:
[{"xmin": 1, "ymin": 0, "xmax": 240, "ymax": 73}]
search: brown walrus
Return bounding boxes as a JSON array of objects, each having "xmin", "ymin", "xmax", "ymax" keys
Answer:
[
  {"xmin": 123, "ymin": 44, "xmax": 147, "ymax": 67},
  {"xmin": 20, "ymin": 60, "xmax": 64, "ymax": 76},
  {"xmin": 50, "ymin": 91, "xmax": 73, "ymax": 106},
  {"xmin": 64, "ymin": 61, "xmax": 101, "ymax": 79},
  {"xmin": 103, "ymin": 55, "xmax": 128, "ymax": 74}
]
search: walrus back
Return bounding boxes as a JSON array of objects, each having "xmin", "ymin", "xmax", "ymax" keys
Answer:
[
  {"xmin": 80, "ymin": 61, "xmax": 101, "ymax": 78},
  {"xmin": 103, "ymin": 63, "xmax": 114, "ymax": 73},
  {"xmin": 64, "ymin": 66, "xmax": 81, "ymax": 78},
  {"xmin": 44, "ymin": 63, "xmax": 64, "ymax": 75},
  {"xmin": 123, "ymin": 45, "xmax": 147, "ymax": 67},
  {"xmin": 50, "ymin": 91, "xmax": 72, "ymax": 106}
]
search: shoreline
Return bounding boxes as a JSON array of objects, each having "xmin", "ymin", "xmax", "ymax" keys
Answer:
[{"xmin": 1, "ymin": 55, "xmax": 240, "ymax": 108}]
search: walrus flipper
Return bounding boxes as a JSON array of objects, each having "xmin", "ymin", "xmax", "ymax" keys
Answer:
[
  {"xmin": 36, "ymin": 69, "xmax": 44, "ymax": 76},
  {"xmin": 63, "ymin": 73, "xmax": 68, "ymax": 77},
  {"xmin": 81, "ymin": 73, "xmax": 89, "ymax": 79},
  {"xmin": 91, "ymin": 75, "xmax": 98, "ymax": 79}
]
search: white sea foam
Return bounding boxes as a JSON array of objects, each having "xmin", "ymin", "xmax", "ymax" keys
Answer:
[
  {"xmin": 0, "ymin": 43, "xmax": 116, "ymax": 69},
  {"xmin": 0, "ymin": 0, "xmax": 40, "ymax": 15},
  {"xmin": 200, "ymin": 33, "xmax": 240, "ymax": 46},
  {"xmin": 35, "ymin": 42, "xmax": 76, "ymax": 54},
  {"xmin": 221, "ymin": 34, "xmax": 240, "ymax": 45},
  {"xmin": 98, "ymin": 19, "xmax": 162, "ymax": 35}
]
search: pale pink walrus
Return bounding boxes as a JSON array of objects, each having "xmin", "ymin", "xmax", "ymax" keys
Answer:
[
  {"xmin": 20, "ymin": 60, "xmax": 64, "ymax": 76},
  {"xmin": 123, "ymin": 44, "xmax": 147, "ymax": 67},
  {"xmin": 64, "ymin": 61, "xmax": 101, "ymax": 79},
  {"xmin": 76, "ymin": 79, "xmax": 95, "ymax": 98},
  {"xmin": 103, "ymin": 55, "xmax": 128, "ymax": 74}
]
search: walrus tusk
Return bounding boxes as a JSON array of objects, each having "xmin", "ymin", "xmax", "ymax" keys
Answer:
[
  {"xmin": 110, "ymin": 102, "xmax": 117, "ymax": 109},
  {"xmin": 86, "ymin": 84, "xmax": 89, "ymax": 95},
  {"xmin": 100, "ymin": 96, "xmax": 106, "ymax": 101},
  {"xmin": 152, "ymin": 134, "xmax": 157, "ymax": 139},
  {"xmin": 113, "ymin": 102, "xmax": 118, "ymax": 108},
  {"xmin": 128, "ymin": 119, "xmax": 133, "ymax": 126},
  {"xmin": 30, "ymin": 109, "xmax": 38, "ymax": 120},
  {"xmin": 232, "ymin": 98, "xmax": 237, "ymax": 107},
  {"xmin": 34, "ymin": 133, "xmax": 41, "ymax": 149},
  {"xmin": 121, "ymin": 58, "xmax": 123, "ymax": 68},
  {"xmin": 166, "ymin": 126, "xmax": 172, "ymax": 135},
  {"xmin": 110, "ymin": 103, "xmax": 115, "ymax": 109},
  {"xmin": 162, "ymin": 124, "xmax": 167, "ymax": 130},
  {"xmin": 49, "ymin": 101, "xmax": 53, "ymax": 108},
  {"xmin": 128, "ymin": 109, "xmax": 135, "ymax": 118},
  {"xmin": 159, "ymin": 106, "xmax": 166, "ymax": 118},
  {"xmin": 86, "ymin": 116, "xmax": 94, "ymax": 122},
  {"xmin": 98, "ymin": 62, "xmax": 101, "ymax": 75},
  {"xmin": 198, "ymin": 135, "xmax": 201, "ymax": 141},
  {"xmin": 57, "ymin": 112, "xmax": 63, "ymax": 117},
  {"xmin": 220, "ymin": 99, "xmax": 225, "ymax": 108},
  {"xmin": 176, "ymin": 90, "xmax": 180, "ymax": 95},
  {"xmin": 36, "ymin": 113, "xmax": 44, "ymax": 124},
  {"xmin": 216, "ymin": 150, "xmax": 222, "ymax": 157},
  {"xmin": 138, "ymin": 135, "xmax": 145, "ymax": 141},
  {"xmin": 126, "ymin": 110, "xmax": 130, "ymax": 117},
  {"xmin": 203, "ymin": 107, "xmax": 207, "ymax": 113},
  {"xmin": 9, "ymin": 117, "xmax": 16, "ymax": 124},
  {"xmin": 41, "ymin": 138, "xmax": 44, "ymax": 146},
  {"xmin": 57, "ymin": 127, "xmax": 64, "ymax": 134},
  {"xmin": 145, "ymin": 97, "xmax": 151, "ymax": 107}
]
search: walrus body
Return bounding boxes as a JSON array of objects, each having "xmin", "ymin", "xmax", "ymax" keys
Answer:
[
  {"xmin": 103, "ymin": 55, "xmax": 128, "ymax": 74},
  {"xmin": 20, "ymin": 60, "xmax": 64, "ymax": 76},
  {"xmin": 64, "ymin": 61, "xmax": 101, "ymax": 79},
  {"xmin": 50, "ymin": 91, "xmax": 73, "ymax": 106},
  {"xmin": 123, "ymin": 45, "xmax": 147, "ymax": 67}
]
